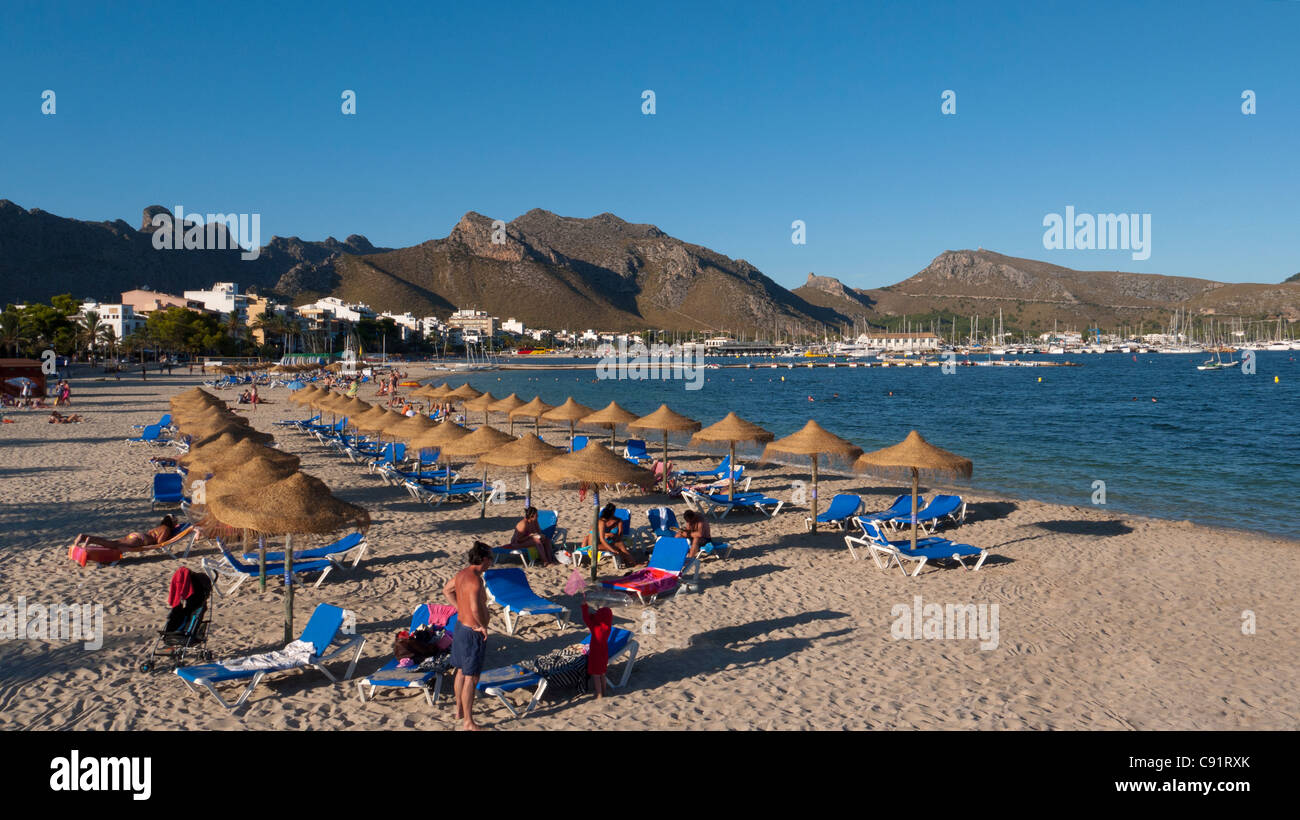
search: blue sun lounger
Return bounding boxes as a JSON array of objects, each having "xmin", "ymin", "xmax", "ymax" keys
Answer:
[
  {"xmin": 151, "ymin": 472, "xmax": 188, "ymax": 510},
  {"xmin": 241, "ymin": 531, "xmax": 368, "ymax": 568},
  {"xmin": 126, "ymin": 424, "xmax": 166, "ymax": 445},
  {"xmin": 888, "ymin": 494, "xmax": 967, "ymax": 534},
  {"xmin": 356, "ymin": 608, "xmax": 458, "ymax": 708},
  {"xmin": 133, "ymin": 413, "xmax": 173, "ymax": 431},
  {"xmin": 805, "ymin": 493, "xmax": 862, "ymax": 531},
  {"xmin": 176, "ymin": 603, "xmax": 365, "ymax": 711},
  {"xmin": 478, "ymin": 627, "xmax": 639, "ymax": 718},
  {"xmin": 846, "ymin": 521, "xmax": 987, "ymax": 575},
  {"xmin": 274, "ymin": 413, "xmax": 319, "ymax": 428},
  {"xmin": 484, "ymin": 568, "xmax": 568, "ymax": 634},
  {"xmin": 203, "ymin": 540, "xmax": 340, "ymax": 595},
  {"xmin": 624, "ymin": 439, "xmax": 652, "ymax": 464},
  {"xmin": 676, "ymin": 455, "xmax": 732, "ymax": 479},
  {"xmin": 854, "ymin": 495, "xmax": 923, "ymax": 530}
]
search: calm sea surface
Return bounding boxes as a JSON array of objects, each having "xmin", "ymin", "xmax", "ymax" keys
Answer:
[{"xmin": 440, "ymin": 352, "xmax": 1300, "ymax": 538}]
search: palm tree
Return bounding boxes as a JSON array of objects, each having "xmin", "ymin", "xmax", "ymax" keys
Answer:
[{"xmin": 77, "ymin": 311, "xmax": 104, "ymax": 366}]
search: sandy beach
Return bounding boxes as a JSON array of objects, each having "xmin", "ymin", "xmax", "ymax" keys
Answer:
[{"xmin": 1, "ymin": 368, "xmax": 1297, "ymax": 731}]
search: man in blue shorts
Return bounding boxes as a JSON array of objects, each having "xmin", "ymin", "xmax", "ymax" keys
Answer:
[{"xmin": 444, "ymin": 541, "xmax": 493, "ymax": 730}]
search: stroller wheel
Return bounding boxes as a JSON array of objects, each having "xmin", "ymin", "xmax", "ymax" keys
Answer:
[{"xmin": 139, "ymin": 661, "xmax": 153, "ymax": 673}]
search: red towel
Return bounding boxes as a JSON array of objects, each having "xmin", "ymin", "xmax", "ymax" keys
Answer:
[
  {"xmin": 581, "ymin": 603, "xmax": 612, "ymax": 675},
  {"xmin": 168, "ymin": 567, "xmax": 194, "ymax": 607}
]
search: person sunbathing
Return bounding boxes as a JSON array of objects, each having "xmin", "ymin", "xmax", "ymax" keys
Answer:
[
  {"xmin": 74, "ymin": 515, "xmax": 177, "ymax": 552},
  {"xmin": 509, "ymin": 506, "xmax": 556, "ymax": 566},
  {"xmin": 579, "ymin": 503, "xmax": 638, "ymax": 566},
  {"xmin": 47, "ymin": 411, "xmax": 84, "ymax": 423}
]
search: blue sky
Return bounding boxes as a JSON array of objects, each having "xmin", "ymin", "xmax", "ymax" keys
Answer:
[{"xmin": 2, "ymin": 0, "xmax": 1297, "ymax": 289}]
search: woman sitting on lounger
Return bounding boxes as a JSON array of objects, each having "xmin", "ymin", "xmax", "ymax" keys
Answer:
[
  {"xmin": 579, "ymin": 503, "xmax": 638, "ymax": 566},
  {"xmin": 74, "ymin": 515, "xmax": 177, "ymax": 552}
]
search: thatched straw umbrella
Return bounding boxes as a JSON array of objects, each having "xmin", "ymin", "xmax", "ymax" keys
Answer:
[
  {"xmin": 854, "ymin": 431, "xmax": 972, "ymax": 552},
  {"xmin": 691, "ymin": 412, "xmax": 774, "ymax": 501},
  {"xmin": 189, "ymin": 424, "xmax": 275, "ymax": 449},
  {"xmin": 439, "ymin": 426, "xmax": 516, "ymax": 518},
  {"xmin": 579, "ymin": 401, "xmax": 639, "ymax": 448},
  {"xmin": 763, "ymin": 420, "xmax": 862, "ymax": 533},
  {"xmin": 542, "ymin": 397, "xmax": 596, "ymax": 450},
  {"xmin": 509, "ymin": 396, "xmax": 554, "ymax": 437},
  {"xmin": 181, "ymin": 438, "xmax": 299, "ymax": 485},
  {"xmin": 387, "ymin": 413, "xmax": 440, "ymax": 472},
  {"xmin": 477, "ymin": 434, "xmax": 562, "ymax": 508},
  {"xmin": 534, "ymin": 444, "xmax": 653, "ymax": 581},
  {"xmin": 408, "ymin": 422, "xmax": 472, "ymax": 489},
  {"xmin": 629, "ymin": 404, "xmax": 702, "ymax": 494},
  {"xmin": 447, "ymin": 382, "xmax": 483, "ymax": 402},
  {"xmin": 290, "ymin": 385, "xmax": 322, "ymax": 405},
  {"xmin": 461, "ymin": 391, "xmax": 498, "ymax": 426},
  {"xmin": 208, "ymin": 472, "xmax": 369, "ymax": 640},
  {"xmin": 488, "ymin": 393, "xmax": 527, "ymax": 433}
]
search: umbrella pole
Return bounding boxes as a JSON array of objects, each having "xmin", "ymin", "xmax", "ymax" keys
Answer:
[
  {"xmin": 911, "ymin": 467, "xmax": 919, "ymax": 552},
  {"xmin": 728, "ymin": 441, "xmax": 736, "ymax": 502},
  {"xmin": 810, "ymin": 455, "xmax": 819, "ymax": 533},
  {"xmin": 525, "ymin": 467, "xmax": 532, "ymax": 508},
  {"xmin": 569, "ymin": 421, "xmax": 575, "ymax": 451},
  {"xmin": 480, "ymin": 466, "xmax": 487, "ymax": 519},
  {"xmin": 609, "ymin": 426, "xmax": 615, "ymax": 448},
  {"xmin": 258, "ymin": 533, "xmax": 266, "ymax": 592},
  {"xmin": 284, "ymin": 533, "xmax": 294, "ymax": 643},
  {"xmin": 589, "ymin": 489, "xmax": 601, "ymax": 583},
  {"xmin": 662, "ymin": 430, "xmax": 669, "ymax": 494}
]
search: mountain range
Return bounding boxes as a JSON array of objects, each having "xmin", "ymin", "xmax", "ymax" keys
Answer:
[{"xmin": 2, "ymin": 199, "xmax": 1297, "ymax": 334}]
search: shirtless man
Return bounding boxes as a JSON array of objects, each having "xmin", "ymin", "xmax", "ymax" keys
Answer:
[
  {"xmin": 443, "ymin": 542, "xmax": 493, "ymax": 730},
  {"xmin": 511, "ymin": 507, "xmax": 555, "ymax": 565},
  {"xmin": 677, "ymin": 509, "xmax": 713, "ymax": 559},
  {"xmin": 74, "ymin": 515, "xmax": 176, "ymax": 552}
]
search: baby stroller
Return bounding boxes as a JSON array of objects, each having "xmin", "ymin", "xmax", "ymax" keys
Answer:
[{"xmin": 140, "ymin": 567, "xmax": 214, "ymax": 673}]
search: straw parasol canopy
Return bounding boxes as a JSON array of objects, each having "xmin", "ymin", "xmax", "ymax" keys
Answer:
[
  {"xmin": 181, "ymin": 437, "xmax": 297, "ymax": 477},
  {"xmin": 202, "ymin": 456, "xmax": 300, "ymax": 497},
  {"xmin": 477, "ymin": 434, "xmax": 563, "ymax": 507},
  {"xmin": 207, "ymin": 472, "xmax": 370, "ymax": 640},
  {"xmin": 580, "ymin": 401, "xmax": 639, "ymax": 447},
  {"xmin": 407, "ymin": 422, "xmax": 472, "ymax": 479},
  {"xmin": 542, "ymin": 397, "xmax": 596, "ymax": 449},
  {"xmin": 461, "ymin": 391, "xmax": 498, "ymax": 425},
  {"xmin": 447, "ymin": 382, "xmax": 483, "ymax": 401},
  {"xmin": 763, "ymin": 420, "xmax": 863, "ymax": 533},
  {"xmin": 691, "ymin": 412, "xmax": 775, "ymax": 500},
  {"xmin": 509, "ymin": 396, "xmax": 554, "ymax": 436},
  {"xmin": 418, "ymin": 382, "xmax": 452, "ymax": 400},
  {"xmin": 387, "ymin": 413, "xmax": 439, "ymax": 444},
  {"xmin": 440, "ymin": 426, "xmax": 517, "ymax": 518},
  {"xmin": 534, "ymin": 444, "xmax": 654, "ymax": 580},
  {"xmin": 488, "ymin": 393, "xmax": 527, "ymax": 432},
  {"xmin": 290, "ymin": 385, "xmax": 322, "ymax": 405},
  {"xmin": 629, "ymin": 404, "xmax": 702, "ymax": 494},
  {"xmin": 854, "ymin": 430, "xmax": 973, "ymax": 552},
  {"xmin": 351, "ymin": 404, "xmax": 395, "ymax": 433},
  {"xmin": 189, "ymin": 424, "xmax": 275, "ymax": 449}
]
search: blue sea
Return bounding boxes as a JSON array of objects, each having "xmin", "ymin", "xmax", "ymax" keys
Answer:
[{"xmin": 444, "ymin": 352, "xmax": 1300, "ymax": 538}]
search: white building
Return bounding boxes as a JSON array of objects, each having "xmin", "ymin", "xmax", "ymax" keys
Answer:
[
  {"xmin": 183, "ymin": 282, "xmax": 249, "ymax": 322},
  {"xmin": 501, "ymin": 317, "xmax": 526, "ymax": 336},
  {"xmin": 380, "ymin": 311, "xmax": 422, "ymax": 341},
  {"xmin": 80, "ymin": 301, "xmax": 146, "ymax": 340},
  {"xmin": 303, "ymin": 296, "xmax": 375, "ymax": 324}
]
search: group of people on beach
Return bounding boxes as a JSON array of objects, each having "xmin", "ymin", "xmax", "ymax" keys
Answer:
[{"xmin": 503, "ymin": 504, "xmax": 714, "ymax": 568}]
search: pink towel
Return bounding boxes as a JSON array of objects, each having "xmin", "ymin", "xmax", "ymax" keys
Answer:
[{"xmin": 425, "ymin": 604, "xmax": 457, "ymax": 628}]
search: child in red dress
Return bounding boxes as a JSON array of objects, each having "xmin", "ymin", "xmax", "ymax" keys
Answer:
[{"xmin": 581, "ymin": 602, "xmax": 613, "ymax": 698}]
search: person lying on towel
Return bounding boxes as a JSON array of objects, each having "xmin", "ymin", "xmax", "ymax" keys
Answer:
[{"xmin": 73, "ymin": 515, "xmax": 177, "ymax": 552}]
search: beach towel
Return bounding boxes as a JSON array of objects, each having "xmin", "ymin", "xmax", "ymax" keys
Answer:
[
  {"xmin": 523, "ymin": 646, "xmax": 589, "ymax": 694},
  {"xmin": 225, "ymin": 639, "xmax": 315, "ymax": 671},
  {"xmin": 168, "ymin": 567, "xmax": 195, "ymax": 607},
  {"xmin": 423, "ymin": 604, "xmax": 457, "ymax": 649},
  {"xmin": 69, "ymin": 543, "xmax": 121, "ymax": 567},
  {"xmin": 608, "ymin": 567, "xmax": 679, "ymax": 598}
]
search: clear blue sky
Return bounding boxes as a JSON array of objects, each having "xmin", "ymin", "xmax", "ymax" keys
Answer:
[{"xmin": 2, "ymin": 0, "xmax": 1297, "ymax": 288}]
